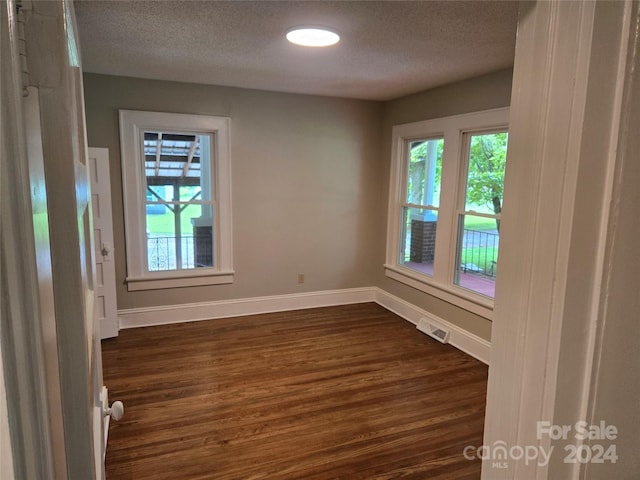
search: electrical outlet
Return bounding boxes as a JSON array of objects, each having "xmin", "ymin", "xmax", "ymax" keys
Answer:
[{"xmin": 298, "ymin": 273, "xmax": 305, "ymax": 284}]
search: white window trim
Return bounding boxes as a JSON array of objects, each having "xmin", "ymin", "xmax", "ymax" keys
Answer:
[
  {"xmin": 385, "ymin": 107, "xmax": 509, "ymax": 319},
  {"xmin": 119, "ymin": 110, "xmax": 234, "ymax": 291}
]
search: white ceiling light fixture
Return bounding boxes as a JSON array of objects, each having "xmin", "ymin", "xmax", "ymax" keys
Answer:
[{"xmin": 286, "ymin": 26, "xmax": 340, "ymax": 47}]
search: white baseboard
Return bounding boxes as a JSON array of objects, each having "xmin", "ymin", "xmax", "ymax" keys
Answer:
[
  {"xmin": 374, "ymin": 288, "xmax": 490, "ymax": 364},
  {"xmin": 118, "ymin": 287, "xmax": 377, "ymax": 329},
  {"xmin": 117, "ymin": 286, "xmax": 490, "ymax": 364}
]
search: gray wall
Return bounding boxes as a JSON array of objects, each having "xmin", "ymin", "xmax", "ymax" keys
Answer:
[
  {"xmin": 84, "ymin": 74, "xmax": 383, "ymax": 310},
  {"xmin": 377, "ymin": 68, "xmax": 514, "ymax": 341},
  {"xmin": 83, "ymin": 68, "xmax": 513, "ymax": 340}
]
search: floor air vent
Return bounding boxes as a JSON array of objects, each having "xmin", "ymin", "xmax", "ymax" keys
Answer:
[{"xmin": 416, "ymin": 318, "xmax": 450, "ymax": 344}]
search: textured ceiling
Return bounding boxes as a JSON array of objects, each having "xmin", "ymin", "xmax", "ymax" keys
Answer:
[{"xmin": 74, "ymin": 0, "xmax": 518, "ymax": 101}]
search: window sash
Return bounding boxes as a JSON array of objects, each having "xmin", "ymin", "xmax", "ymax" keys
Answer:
[
  {"xmin": 403, "ymin": 136, "xmax": 444, "ymax": 208},
  {"xmin": 452, "ymin": 130, "xmax": 507, "ymax": 298}
]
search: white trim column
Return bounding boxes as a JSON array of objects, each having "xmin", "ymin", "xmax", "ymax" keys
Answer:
[
  {"xmin": 483, "ymin": 1, "xmax": 634, "ymax": 478},
  {"xmin": 1, "ymin": 1, "xmax": 62, "ymax": 478}
]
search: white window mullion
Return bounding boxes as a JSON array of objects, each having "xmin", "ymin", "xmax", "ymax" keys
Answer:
[{"xmin": 432, "ymin": 125, "xmax": 462, "ymax": 286}]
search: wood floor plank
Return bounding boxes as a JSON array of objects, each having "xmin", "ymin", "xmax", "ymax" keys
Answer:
[{"xmin": 102, "ymin": 303, "xmax": 487, "ymax": 479}]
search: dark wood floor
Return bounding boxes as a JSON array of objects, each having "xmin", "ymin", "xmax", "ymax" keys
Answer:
[{"xmin": 102, "ymin": 303, "xmax": 488, "ymax": 480}]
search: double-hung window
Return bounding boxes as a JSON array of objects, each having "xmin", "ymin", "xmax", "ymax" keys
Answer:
[
  {"xmin": 385, "ymin": 108, "xmax": 509, "ymax": 317},
  {"xmin": 120, "ymin": 110, "xmax": 233, "ymax": 291}
]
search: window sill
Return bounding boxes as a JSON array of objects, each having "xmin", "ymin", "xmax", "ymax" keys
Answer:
[
  {"xmin": 383, "ymin": 264, "xmax": 494, "ymax": 320},
  {"xmin": 126, "ymin": 270, "xmax": 235, "ymax": 291}
]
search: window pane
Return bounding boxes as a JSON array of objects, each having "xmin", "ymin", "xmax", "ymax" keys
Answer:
[
  {"xmin": 144, "ymin": 132, "xmax": 204, "ymax": 188},
  {"xmin": 143, "ymin": 131, "xmax": 214, "ymax": 272},
  {"xmin": 406, "ymin": 138, "xmax": 443, "ymax": 207},
  {"xmin": 186, "ymin": 203, "xmax": 214, "ymax": 269},
  {"xmin": 145, "ymin": 203, "xmax": 214, "ymax": 271},
  {"xmin": 464, "ymin": 132, "xmax": 508, "ymax": 213},
  {"xmin": 399, "ymin": 206, "xmax": 438, "ymax": 277},
  {"xmin": 147, "ymin": 185, "xmax": 172, "ymax": 204},
  {"xmin": 146, "ymin": 213, "xmax": 176, "ymax": 271},
  {"xmin": 179, "ymin": 185, "xmax": 202, "ymax": 202},
  {"xmin": 454, "ymin": 214, "xmax": 499, "ymax": 297}
]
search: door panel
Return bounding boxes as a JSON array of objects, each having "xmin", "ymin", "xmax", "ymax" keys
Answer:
[{"xmin": 88, "ymin": 147, "xmax": 118, "ymax": 339}]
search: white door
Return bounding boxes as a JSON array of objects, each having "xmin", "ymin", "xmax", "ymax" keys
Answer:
[
  {"xmin": 20, "ymin": 1, "xmax": 103, "ymax": 478},
  {"xmin": 88, "ymin": 147, "xmax": 119, "ymax": 339}
]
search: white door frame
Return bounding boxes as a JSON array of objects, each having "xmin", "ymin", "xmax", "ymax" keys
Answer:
[
  {"xmin": 1, "ymin": 1, "xmax": 103, "ymax": 479},
  {"xmin": 1, "ymin": 1, "xmax": 62, "ymax": 478},
  {"xmin": 22, "ymin": 1, "xmax": 100, "ymax": 477},
  {"xmin": 483, "ymin": 1, "xmax": 635, "ymax": 479}
]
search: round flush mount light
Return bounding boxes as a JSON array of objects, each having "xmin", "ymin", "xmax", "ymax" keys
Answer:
[{"xmin": 286, "ymin": 27, "xmax": 340, "ymax": 47}]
